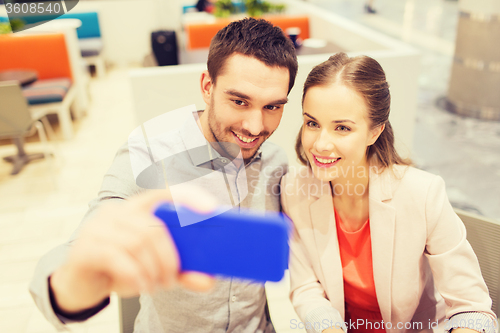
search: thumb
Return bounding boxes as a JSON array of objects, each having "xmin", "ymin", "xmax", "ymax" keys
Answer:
[
  {"xmin": 178, "ymin": 271, "xmax": 215, "ymax": 292},
  {"xmin": 132, "ymin": 186, "xmax": 218, "ymax": 214}
]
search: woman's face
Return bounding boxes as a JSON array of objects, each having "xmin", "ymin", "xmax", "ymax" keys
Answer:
[{"xmin": 301, "ymin": 82, "xmax": 382, "ymax": 183}]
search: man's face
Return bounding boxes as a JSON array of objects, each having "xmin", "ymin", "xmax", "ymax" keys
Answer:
[{"xmin": 200, "ymin": 54, "xmax": 290, "ymax": 162}]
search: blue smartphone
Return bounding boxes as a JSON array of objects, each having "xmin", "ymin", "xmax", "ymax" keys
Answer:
[{"xmin": 154, "ymin": 203, "xmax": 291, "ymax": 282}]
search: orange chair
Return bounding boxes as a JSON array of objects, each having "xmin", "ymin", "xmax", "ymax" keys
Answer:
[
  {"xmin": 0, "ymin": 33, "xmax": 73, "ymax": 80},
  {"xmin": 186, "ymin": 15, "xmax": 310, "ymax": 50},
  {"xmin": 0, "ymin": 33, "xmax": 76, "ymax": 139}
]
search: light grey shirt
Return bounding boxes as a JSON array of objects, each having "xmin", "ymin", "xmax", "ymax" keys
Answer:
[{"xmin": 29, "ymin": 110, "xmax": 288, "ymax": 333}]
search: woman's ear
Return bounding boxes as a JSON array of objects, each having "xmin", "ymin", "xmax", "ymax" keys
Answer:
[
  {"xmin": 200, "ymin": 70, "xmax": 213, "ymax": 105},
  {"xmin": 368, "ymin": 123, "xmax": 385, "ymax": 146}
]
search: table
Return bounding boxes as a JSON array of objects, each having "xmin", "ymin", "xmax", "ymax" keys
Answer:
[{"xmin": 0, "ymin": 69, "xmax": 38, "ymax": 86}]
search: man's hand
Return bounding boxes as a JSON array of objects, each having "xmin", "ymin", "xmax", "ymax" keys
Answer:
[{"xmin": 50, "ymin": 188, "xmax": 217, "ymax": 314}]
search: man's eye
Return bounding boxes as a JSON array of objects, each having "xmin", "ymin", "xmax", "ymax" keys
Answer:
[
  {"xmin": 264, "ymin": 105, "xmax": 281, "ymax": 111},
  {"xmin": 306, "ymin": 120, "xmax": 318, "ymax": 128},
  {"xmin": 233, "ymin": 100, "xmax": 246, "ymax": 106}
]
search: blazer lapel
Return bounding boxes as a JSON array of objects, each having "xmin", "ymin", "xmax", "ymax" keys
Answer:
[
  {"xmin": 310, "ymin": 182, "xmax": 346, "ymax": 317},
  {"xmin": 369, "ymin": 169, "xmax": 396, "ymax": 324}
]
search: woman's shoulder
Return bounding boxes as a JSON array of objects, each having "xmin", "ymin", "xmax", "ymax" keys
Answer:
[
  {"xmin": 383, "ymin": 164, "xmax": 445, "ymax": 198},
  {"xmin": 395, "ymin": 164, "xmax": 442, "ymax": 183}
]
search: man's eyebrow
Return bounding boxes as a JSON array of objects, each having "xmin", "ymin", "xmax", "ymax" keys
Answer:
[
  {"xmin": 224, "ymin": 90, "xmax": 288, "ymax": 105},
  {"xmin": 270, "ymin": 98, "xmax": 288, "ymax": 105},
  {"xmin": 224, "ymin": 90, "xmax": 251, "ymax": 100},
  {"xmin": 303, "ymin": 113, "xmax": 356, "ymax": 124}
]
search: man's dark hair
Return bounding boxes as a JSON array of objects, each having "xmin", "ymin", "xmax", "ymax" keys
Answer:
[{"xmin": 207, "ymin": 17, "xmax": 298, "ymax": 93}]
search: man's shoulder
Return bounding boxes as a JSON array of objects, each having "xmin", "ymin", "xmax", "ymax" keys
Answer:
[{"xmin": 127, "ymin": 128, "xmax": 184, "ymax": 161}]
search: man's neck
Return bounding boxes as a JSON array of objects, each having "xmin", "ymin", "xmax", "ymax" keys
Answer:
[{"xmin": 197, "ymin": 110, "xmax": 214, "ymax": 143}]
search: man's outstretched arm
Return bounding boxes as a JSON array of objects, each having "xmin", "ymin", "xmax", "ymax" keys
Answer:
[{"xmin": 30, "ymin": 189, "xmax": 217, "ymax": 329}]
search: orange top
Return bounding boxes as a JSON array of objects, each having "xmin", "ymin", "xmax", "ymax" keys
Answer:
[{"xmin": 335, "ymin": 208, "xmax": 383, "ymax": 315}]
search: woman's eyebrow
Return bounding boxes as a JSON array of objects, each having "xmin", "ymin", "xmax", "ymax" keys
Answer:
[
  {"xmin": 332, "ymin": 119, "xmax": 356, "ymax": 124},
  {"xmin": 303, "ymin": 112, "xmax": 316, "ymax": 120},
  {"xmin": 303, "ymin": 113, "xmax": 355, "ymax": 124}
]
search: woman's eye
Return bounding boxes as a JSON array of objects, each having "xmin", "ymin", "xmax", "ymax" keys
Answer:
[
  {"xmin": 306, "ymin": 120, "xmax": 318, "ymax": 128},
  {"xmin": 336, "ymin": 125, "xmax": 350, "ymax": 132}
]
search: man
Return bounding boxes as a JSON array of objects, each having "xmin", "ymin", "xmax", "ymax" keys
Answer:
[{"xmin": 30, "ymin": 17, "xmax": 297, "ymax": 332}]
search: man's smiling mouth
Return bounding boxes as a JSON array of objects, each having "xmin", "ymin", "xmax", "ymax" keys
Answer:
[{"xmin": 233, "ymin": 131, "xmax": 258, "ymax": 143}]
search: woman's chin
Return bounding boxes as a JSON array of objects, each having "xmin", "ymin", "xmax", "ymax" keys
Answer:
[{"xmin": 311, "ymin": 165, "xmax": 338, "ymax": 182}]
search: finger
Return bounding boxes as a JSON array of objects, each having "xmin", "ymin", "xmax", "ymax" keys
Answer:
[
  {"xmin": 134, "ymin": 214, "xmax": 181, "ymax": 288},
  {"xmin": 168, "ymin": 185, "xmax": 218, "ymax": 213},
  {"xmin": 178, "ymin": 271, "xmax": 215, "ymax": 292},
  {"xmin": 147, "ymin": 221, "xmax": 180, "ymax": 288},
  {"xmin": 129, "ymin": 189, "xmax": 173, "ymax": 212},
  {"xmin": 116, "ymin": 212, "xmax": 180, "ymax": 288},
  {"xmin": 97, "ymin": 244, "xmax": 151, "ymax": 296},
  {"xmin": 123, "ymin": 241, "xmax": 160, "ymax": 291},
  {"xmin": 130, "ymin": 186, "xmax": 218, "ymax": 214},
  {"xmin": 111, "ymin": 213, "xmax": 172, "ymax": 290}
]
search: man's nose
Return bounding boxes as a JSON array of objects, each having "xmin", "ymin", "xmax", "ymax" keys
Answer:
[
  {"xmin": 314, "ymin": 130, "xmax": 334, "ymax": 152},
  {"xmin": 241, "ymin": 109, "xmax": 265, "ymax": 136}
]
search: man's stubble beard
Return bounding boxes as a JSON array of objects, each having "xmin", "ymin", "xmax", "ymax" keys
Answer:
[{"xmin": 206, "ymin": 97, "xmax": 272, "ymax": 162}]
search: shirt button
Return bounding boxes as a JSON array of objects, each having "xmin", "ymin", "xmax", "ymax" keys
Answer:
[
  {"xmin": 231, "ymin": 296, "xmax": 236, "ymax": 302},
  {"xmin": 220, "ymin": 158, "xmax": 229, "ymax": 164}
]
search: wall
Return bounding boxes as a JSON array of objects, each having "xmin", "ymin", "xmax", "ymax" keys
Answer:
[
  {"xmin": 129, "ymin": 0, "xmax": 420, "ymax": 168},
  {"xmin": 0, "ymin": 0, "xmax": 183, "ymax": 66},
  {"xmin": 70, "ymin": 0, "xmax": 182, "ymax": 66}
]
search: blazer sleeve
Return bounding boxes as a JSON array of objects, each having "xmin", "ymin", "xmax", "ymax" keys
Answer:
[
  {"xmin": 281, "ymin": 176, "xmax": 346, "ymax": 333},
  {"xmin": 424, "ymin": 175, "xmax": 498, "ymax": 332}
]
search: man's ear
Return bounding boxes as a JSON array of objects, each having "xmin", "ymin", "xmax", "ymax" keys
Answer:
[
  {"xmin": 200, "ymin": 70, "xmax": 213, "ymax": 105},
  {"xmin": 368, "ymin": 123, "xmax": 385, "ymax": 146}
]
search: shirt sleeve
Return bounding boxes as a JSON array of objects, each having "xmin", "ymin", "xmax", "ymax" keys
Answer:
[
  {"xmin": 29, "ymin": 143, "xmax": 144, "ymax": 329},
  {"xmin": 48, "ymin": 276, "xmax": 110, "ymax": 323}
]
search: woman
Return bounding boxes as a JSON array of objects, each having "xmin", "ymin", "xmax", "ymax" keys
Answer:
[{"xmin": 281, "ymin": 53, "xmax": 497, "ymax": 333}]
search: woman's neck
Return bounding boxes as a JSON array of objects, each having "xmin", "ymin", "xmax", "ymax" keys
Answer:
[{"xmin": 330, "ymin": 162, "xmax": 371, "ymax": 232}]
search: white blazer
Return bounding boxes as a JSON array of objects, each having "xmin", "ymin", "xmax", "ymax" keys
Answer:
[{"xmin": 281, "ymin": 165, "xmax": 496, "ymax": 333}]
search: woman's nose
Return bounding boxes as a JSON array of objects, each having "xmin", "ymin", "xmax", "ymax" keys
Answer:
[{"xmin": 314, "ymin": 130, "xmax": 334, "ymax": 152}]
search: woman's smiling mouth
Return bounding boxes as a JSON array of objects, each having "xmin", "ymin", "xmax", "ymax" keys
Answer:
[{"xmin": 312, "ymin": 154, "xmax": 341, "ymax": 168}]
